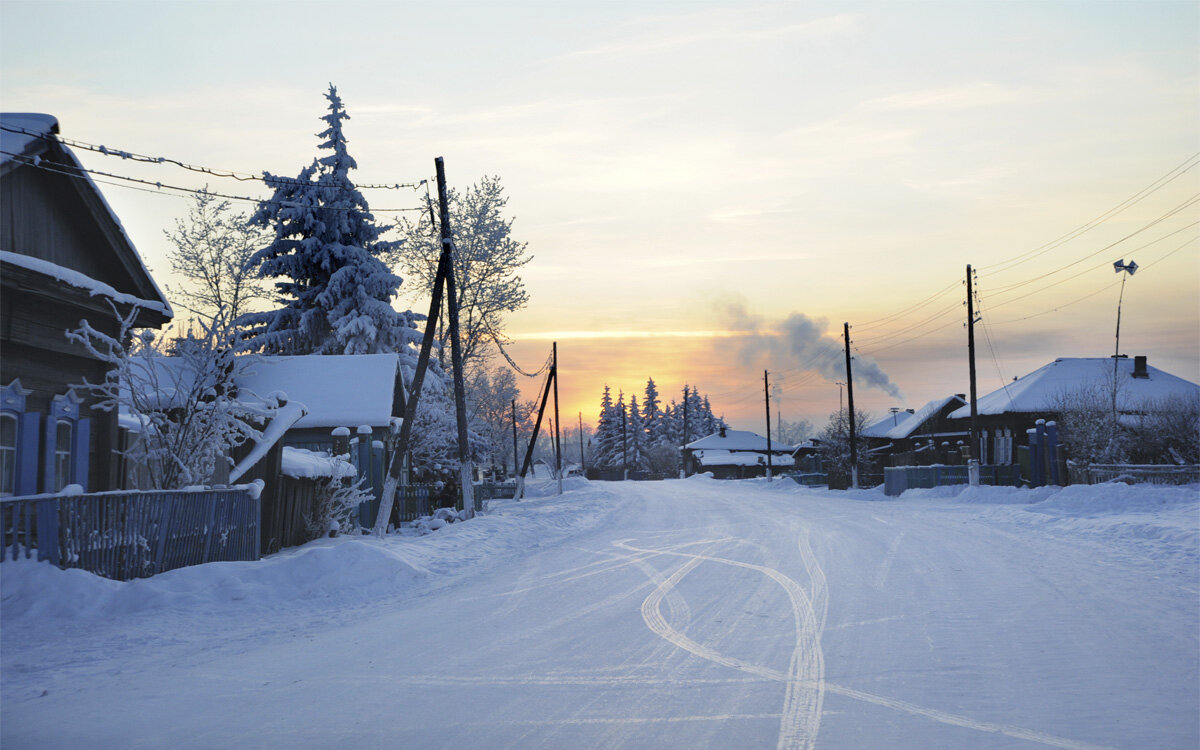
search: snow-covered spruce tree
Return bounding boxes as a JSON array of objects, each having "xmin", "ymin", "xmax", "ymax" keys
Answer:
[
  {"xmin": 592, "ymin": 385, "xmax": 619, "ymax": 471},
  {"xmin": 164, "ymin": 189, "xmax": 271, "ymax": 331},
  {"xmin": 239, "ymin": 85, "xmax": 420, "ymax": 358},
  {"xmin": 392, "ymin": 175, "xmax": 532, "ymax": 371},
  {"xmin": 69, "ymin": 307, "xmax": 268, "ymax": 490},
  {"xmin": 627, "ymin": 393, "xmax": 648, "ymax": 473},
  {"xmin": 642, "ymin": 378, "xmax": 663, "ymax": 444}
]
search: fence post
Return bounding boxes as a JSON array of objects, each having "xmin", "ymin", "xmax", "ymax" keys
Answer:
[
  {"xmin": 154, "ymin": 493, "xmax": 174, "ymax": 574},
  {"xmin": 35, "ymin": 498, "xmax": 59, "ymax": 565},
  {"xmin": 1027, "ymin": 428, "xmax": 1041, "ymax": 487},
  {"xmin": 1045, "ymin": 421, "xmax": 1060, "ymax": 485}
]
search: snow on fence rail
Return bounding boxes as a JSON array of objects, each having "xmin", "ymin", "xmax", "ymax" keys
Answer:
[
  {"xmin": 1068, "ymin": 463, "xmax": 1200, "ymax": 486},
  {"xmin": 0, "ymin": 487, "xmax": 260, "ymax": 581}
]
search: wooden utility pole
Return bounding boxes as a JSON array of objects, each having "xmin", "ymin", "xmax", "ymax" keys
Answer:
[
  {"xmin": 552, "ymin": 342, "xmax": 562, "ymax": 495},
  {"xmin": 966, "ymin": 264, "xmax": 979, "ymax": 458},
  {"xmin": 680, "ymin": 385, "xmax": 690, "ymax": 478},
  {"xmin": 621, "ymin": 402, "xmax": 628, "ymax": 480},
  {"xmin": 764, "ymin": 369, "xmax": 773, "ymax": 481},
  {"xmin": 511, "ymin": 399, "xmax": 518, "ymax": 478},
  {"xmin": 578, "ymin": 411, "xmax": 585, "ymax": 474},
  {"xmin": 844, "ymin": 322, "xmax": 858, "ymax": 489},
  {"xmin": 517, "ymin": 358, "xmax": 555, "ymax": 497},
  {"xmin": 373, "ymin": 234, "xmax": 451, "ymax": 534},
  {"xmin": 436, "ymin": 157, "xmax": 476, "ymax": 517}
]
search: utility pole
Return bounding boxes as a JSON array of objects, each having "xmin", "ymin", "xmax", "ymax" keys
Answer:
[
  {"xmin": 844, "ymin": 322, "xmax": 858, "ymax": 489},
  {"xmin": 511, "ymin": 399, "xmax": 518, "ymax": 478},
  {"xmin": 578, "ymin": 411, "xmax": 585, "ymax": 474},
  {"xmin": 621, "ymin": 402, "xmax": 628, "ymax": 480},
  {"xmin": 680, "ymin": 385, "xmax": 690, "ymax": 478},
  {"xmin": 764, "ymin": 369, "xmax": 773, "ymax": 481},
  {"xmin": 835, "ymin": 381, "xmax": 844, "ymax": 412},
  {"xmin": 436, "ymin": 157, "xmax": 475, "ymax": 517},
  {"xmin": 966, "ymin": 264, "xmax": 979, "ymax": 459},
  {"xmin": 553, "ymin": 342, "xmax": 562, "ymax": 495}
]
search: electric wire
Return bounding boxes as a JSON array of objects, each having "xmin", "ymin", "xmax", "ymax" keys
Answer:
[
  {"xmin": 982, "ymin": 223, "xmax": 1199, "ymax": 313},
  {"xmin": 0, "ymin": 123, "xmax": 422, "ymax": 191},
  {"xmin": 1, "ymin": 150, "xmax": 426, "ymax": 213},
  {"xmin": 982, "ymin": 194, "xmax": 1200, "ymax": 296},
  {"xmin": 979, "ymin": 151, "xmax": 1200, "ymax": 275}
]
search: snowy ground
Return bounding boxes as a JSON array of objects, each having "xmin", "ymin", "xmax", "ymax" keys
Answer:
[{"xmin": 2, "ymin": 477, "xmax": 1197, "ymax": 749}]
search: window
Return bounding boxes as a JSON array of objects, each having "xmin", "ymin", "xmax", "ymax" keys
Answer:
[
  {"xmin": 0, "ymin": 413, "xmax": 15, "ymax": 496},
  {"xmin": 54, "ymin": 419, "xmax": 73, "ymax": 492}
]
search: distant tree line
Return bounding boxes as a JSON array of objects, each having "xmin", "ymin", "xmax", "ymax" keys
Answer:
[{"xmin": 591, "ymin": 379, "xmax": 727, "ymax": 476}]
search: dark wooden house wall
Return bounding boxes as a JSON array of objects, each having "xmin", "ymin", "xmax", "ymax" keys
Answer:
[{"xmin": 1, "ymin": 150, "xmax": 170, "ymax": 494}]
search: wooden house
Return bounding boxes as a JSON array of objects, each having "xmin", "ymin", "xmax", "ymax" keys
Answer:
[
  {"xmin": 683, "ymin": 427, "xmax": 795, "ymax": 479},
  {"xmin": 860, "ymin": 395, "xmax": 970, "ymax": 466},
  {"xmin": 1, "ymin": 113, "xmax": 172, "ymax": 496},
  {"xmin": 946, "ymin": 356, "xmax": 1200, "ymax": 464}
]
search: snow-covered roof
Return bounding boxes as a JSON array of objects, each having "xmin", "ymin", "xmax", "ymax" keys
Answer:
[
  {"xmin": 1, "ymin": 251, "xmax": 171, "ymax": 317},
  {"xmin": 1, "ymin": 113, "xmax": 173, "ymax": 317},
  {"xmin": 121, "ymin": 353, "xmax": 404, "ymax": 432},
  {"xmin": 236, "ymin": 354, "xmax": 402, "ymax": 429},
  {"xmin": 0, "ymin": 113, "xmax": 58, "ymax": 167},
  {"xmin": 861, "ymin": 395, "xmax": 967, "ymax": 440},
  {"xmin": 685, "ymin": 429, "xmax": 794, "ymax": 453},
  {"xmin": 694, "ymin": 449, "xmax": 796, "ymax": 467},
  {"xmin": 948, "ymin": 357, "xmax": 1200, "ymax": 419}
]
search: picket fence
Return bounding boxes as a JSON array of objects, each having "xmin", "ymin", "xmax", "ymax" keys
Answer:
[{"xmin": 0, "ymin": 487, "xmax": 259, "ymax": 581}]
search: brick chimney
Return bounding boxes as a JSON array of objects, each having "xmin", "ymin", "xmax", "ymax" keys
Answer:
[
  {"xmin": 1133, "ymin": 355, "xmax": 1149, "ymax": 379},
  {"xmin": 719, "ymin": 426, "xmax": 727, "ymax": 438}
]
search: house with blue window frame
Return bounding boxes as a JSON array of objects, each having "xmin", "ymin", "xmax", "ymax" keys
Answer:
[{"xmin": 1, "ymin": 113, "xmax": 173, "ymax": 496}]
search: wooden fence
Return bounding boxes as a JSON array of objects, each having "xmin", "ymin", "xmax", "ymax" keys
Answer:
[
  {"xmin": 0, "ymin": 487, "xmax": 259, "ymax": 581},
  {"xmin": 1067, "ymin": 463, "xmax": 1200, "ymax": 486},
  {"xmin": 883, "ymin": 464, "xmax": 1021, "ymax": 497}
]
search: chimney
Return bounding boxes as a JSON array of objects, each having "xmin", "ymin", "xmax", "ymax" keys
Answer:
[
  {"xmin": 719, "ymin": 426, "xmax": 727, "ymax": 438},
  {"xmin": 1133, "ymin": 355, "xmax": 1149, "ymax": 379}
]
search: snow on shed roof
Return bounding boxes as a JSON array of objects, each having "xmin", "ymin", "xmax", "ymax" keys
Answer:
[
  {"xmin": 861, "ymin": 395, "xmax": 967, "ymax": 440},
  {"xmin": 947, "ymin": 357, "xmax": 1200, "ymax": 419},
  {"xmin": 685, "ymin": 429, "xmax": 794, "ymax": 453},
  {"xmin": 694, "ymin": 449, "xmax": 796, "ymax": 468},
  {"xmin": 236, "ymin": 354, "xmax": 402, "ymax": 429},
  {"xmin": 0, "ymin": 112, "xmax": 173, "ymax": 317}
]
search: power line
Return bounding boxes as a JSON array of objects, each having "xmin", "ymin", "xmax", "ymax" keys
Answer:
[
  {"xmin": 1, "ymin": 150, "xmax": 426, "ymax": 213},
  {"xmin": 983, "ymin": 194, "xmax": 1200, "ymax": 296},
  {"xmin": 982, "ymin": 221, "xmax": 1199, "ymax": 312},
  {"xmin": 0, "ymin": 123, "xmax": 423, "ymax": 191},
  {"xmin": 987, "ymin": 235, "xmax": 1198, "ymax": 325},
  {"xmin": 979, "ymin": 151, "xmax": 1200, "ymax": 275}
]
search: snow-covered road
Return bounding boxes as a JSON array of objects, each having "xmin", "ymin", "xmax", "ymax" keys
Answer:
[{"xmin": 2, "ymin": 477, "xmax": 1197, "ymax": 749}]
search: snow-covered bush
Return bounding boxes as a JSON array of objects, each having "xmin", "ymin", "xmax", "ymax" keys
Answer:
[
  {"xmin": 817, "ymin": 406, "xmax": 876, "ymax": 488},
  {"xmin": 305, "ymin": 477, "xmax": 372, "ymax": 538},
  {"xmin": 68, "ymin": 306, "xmax": 268, "ymax": 489}
]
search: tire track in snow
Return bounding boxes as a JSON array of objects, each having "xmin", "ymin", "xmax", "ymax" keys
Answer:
[
  {"xmin": 874, "ymin": 531, "xmax": 906, "ymax": 590},
  {"xmin": 618, "ymin": 537, "xmax": 1111, "ymax": 750},
  {"xmin": 619, "ymin": 540, "xmax": 825, "ymax": 750}
]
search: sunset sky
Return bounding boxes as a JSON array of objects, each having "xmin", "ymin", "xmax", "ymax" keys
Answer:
[{"xmin": 3, "ymin": 1, "xmax": 1197, "ymax": 435}]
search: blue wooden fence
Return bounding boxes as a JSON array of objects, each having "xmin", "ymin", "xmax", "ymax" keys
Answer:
[
  {"xmin": 883, "ymin": 464, "xmax": 1021, "ymax": 497},
  {"xmin": 0, "ymin": 487, "xmax": 259, "ymax": 581}
]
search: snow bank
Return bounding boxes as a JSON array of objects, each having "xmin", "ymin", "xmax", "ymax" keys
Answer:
[{"xmin": 0, "ymin": 479, "xmax": 625, "ymax": 625}]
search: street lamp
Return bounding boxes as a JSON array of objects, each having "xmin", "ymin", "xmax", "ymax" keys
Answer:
[{"xmin": 1111, "ymin": 259, "xmax": 1137, "ymax": 427}]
